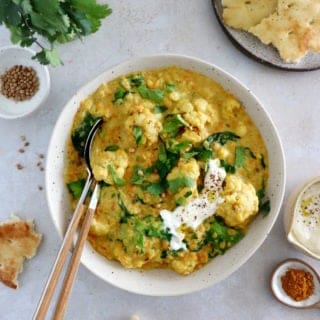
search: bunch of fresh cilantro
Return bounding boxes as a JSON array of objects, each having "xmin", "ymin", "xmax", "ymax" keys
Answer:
[{"xmin": 0, "ymin": 0, "xmax": 112, "ymax": 66}]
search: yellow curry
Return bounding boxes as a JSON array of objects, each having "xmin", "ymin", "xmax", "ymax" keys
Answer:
[{"xmin": 65, "ymin": 67, "xmax": 269, "ymax": 275}]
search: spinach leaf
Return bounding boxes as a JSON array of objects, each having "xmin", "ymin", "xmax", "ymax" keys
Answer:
[
  {"xmin": 67, "ymin": 178, "xmax": 86, "ymax": 199},
  {"xmin": 206, "ymin": 219, "xmax": 243, "ymax": 255},
  {"xmin": 183, "ymin": 145, "xmax": 213, "ymax": 161},
  {"xmin": 206, "ymin": 131, "xmax": 240, "ymax": 146},
  {"xmin": 220, "ymin": 159, "xmax": 236, "ymax": 174},
  {"xmin": 113, "ymin": 85, "xmax": 128, "ymax": 104},
  {"xmin": 138, "ymin": 85, "xmax": 164, "ymax": 103},
  {"xmin": 133, "ymin": 126, "xmax": 143, "ymax": 145},
  {"xmin": 105, "ymin": 144, "xmax": 119, "ymax": 151},
  {"xmin": 108, "ymin": 165, "xmax": 126, "ymax": 186},
  {"xmin": 153, "ymin": 105, "xmax": 168, "ymax": 114},
  {"xmin": 146, "ymin": 226, "xmax": 171, "ymax": 241},
  {"xmin": 71, "ymin": 113, "xmax": 100, "ymax": 156},
  {"xmin": 162, "ymin": 114, "xmax": 188, "ymax": 138},
  {"xmin": 167, "ymin": 176, "xmax": 195, "ymax": 193},
  {"xmin": 257, "ymin": 187, "xmax": 270, "ymax": 218},
  {"xmin": 118, "ymin": 194, "xmax": 133, "ymax": 223},
  {"xmin": 145, "ymin": 182, "xmax": 165, "ymax": 196}
]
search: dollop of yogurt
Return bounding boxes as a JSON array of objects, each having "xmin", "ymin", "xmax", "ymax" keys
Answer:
[{"xmin": 160, "ymin": 159, "xmax": 226, "ymax": 250}]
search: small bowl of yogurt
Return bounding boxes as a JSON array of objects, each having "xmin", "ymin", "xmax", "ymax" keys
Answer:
[{"xmin": 284, "ymin": 177, "xmax": 320, "ymax": 259}]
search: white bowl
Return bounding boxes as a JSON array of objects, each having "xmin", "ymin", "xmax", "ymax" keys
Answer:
[
  {"xmin": 0, "ymin": 46, "xmax": 50, "ymax": 119},
  {"xmin": 46, "ymin": 54, "xmax": 286, "ymax": 296}
]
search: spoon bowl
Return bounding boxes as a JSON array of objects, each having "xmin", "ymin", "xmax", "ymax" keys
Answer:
[{"xmin": 271, "ymin": 259, "xmax": 320, "ymax": 309}]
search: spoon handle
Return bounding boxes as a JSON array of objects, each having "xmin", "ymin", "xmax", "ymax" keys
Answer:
[
  {"xmin": 53, "ymin": 184, "xmax": 100, "ymax": 319},
  {"xmin": 33, "ymin": 176, "xmax": 92, "ymax": 320}
]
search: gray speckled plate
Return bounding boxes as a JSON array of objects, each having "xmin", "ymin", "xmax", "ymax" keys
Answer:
[{"xmin": 213, "ymin": 0, "xmax": 320, "ymax": 71}]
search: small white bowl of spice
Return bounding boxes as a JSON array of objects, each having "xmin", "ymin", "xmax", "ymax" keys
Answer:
[{"xmin": 0, "ymin": 46, "xmax": 50, "ymax": 119}]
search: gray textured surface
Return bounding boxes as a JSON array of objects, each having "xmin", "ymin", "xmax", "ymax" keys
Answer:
[{"xmin": 0, "ymin": 1, "xmax": 320, "ymax": 319}]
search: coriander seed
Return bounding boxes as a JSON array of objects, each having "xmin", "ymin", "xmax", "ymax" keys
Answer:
[{"xmin": 0, "ymin": 65, "xmax": 39, "ymax": 101}]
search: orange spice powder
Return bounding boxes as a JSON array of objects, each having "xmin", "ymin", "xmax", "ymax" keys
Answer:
[{"xmin": 281, "ymin": 268, "xmax": 315, "ymax": 301}]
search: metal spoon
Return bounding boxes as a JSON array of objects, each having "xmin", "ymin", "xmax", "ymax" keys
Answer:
[
  {"xmin": 34, "ymin": 118, "xmax": 103, "ymax": 319},
  {"xmin": 270, "ymin": 258, "xmax": 320, "ymax": 309}
]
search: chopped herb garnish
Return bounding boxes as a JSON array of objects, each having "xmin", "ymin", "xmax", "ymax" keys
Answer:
[
  {"xmin": 138, "ymin": 85, "xmax": 164, "ymax": 103},
  {"xmin": 206, "ymin": 131, "xmax": 240, "ymax": 146},
  {"xmin": 260, "ymin": 155, "xmax": 266, "ymax": 169},
  {"xmin": 108, "ymin": 165, "xmax": 126, "ymax": 186},
  {"xmin": 167, "ymin": 176, "xmax": 195, "ymax": 193},
  {"xmin": 184, "ymin": 191, "xmax": 193, "ymax": 198},
  {"xmin": 153, "ymin": 105, "xmax": 168, "ymax": 114},
  {"xmin": 133, "ymin": 126, "xmax": 143, "ymax": 145},
  {"xmin": 162, "ymin": 114, "xmax": 188, "ymax": 138},
  {"xmin": 105, "ymin": 144, "xmax": 119, "ymax": 151},
  {"xmin": 175, "ymin": 197, "xmax": 185, "ymax": 206},
  {"xmin": 71, "ymin": 113, "xmax": 100, "ymax": 156},
  {"xmin": 113, "ymin": 85, "xmax": 128, "ymax": 104},
  {"xmin": 67, "ymin": 179, "xmax": 86, "ymax": 199}
]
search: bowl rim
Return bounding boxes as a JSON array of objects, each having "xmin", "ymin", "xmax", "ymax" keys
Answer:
[
  {"xmin": 46, "ymin": 53, "xmax": 286, "ymax": 296},
  {"xmin": 0, "ymin": 45, "xmax": 51, "ymax": 120}
]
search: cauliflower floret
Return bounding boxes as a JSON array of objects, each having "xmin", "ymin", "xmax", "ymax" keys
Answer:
[
  {"xmin": 183, "ymin": 110, "xmax": 209, "ymax": 130},
  {"xmin": 217, "ymin": 175, "xmax": 259, "ymax": 228},
  {"xmin": 181, "ymin": 130, "xmax": 202, "ymax": 143},
  {"xmin": 167, "ymin": 158, "xmax": 200, "ymax": 200},
  {"xmin": 91, "ymin": 149, "xmax": 128, "ymax": 184},
  {"xmin": 90, "ymin": 218, "xmax": 109, "ymax": 236},
  {"xmin": 221, "ymin": 97, "xmax": 241, "ymax": 120},
  {"xmin": 125, "ymin": 107, "xmax": 162, "ymax": 144}
]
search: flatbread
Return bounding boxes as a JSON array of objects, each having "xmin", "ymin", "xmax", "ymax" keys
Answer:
[
  {"xmin": 249, "ymin": 0, "xmax": 320, "ymax": 62},
  {"xmin": 0, "ymin": 217, "xmax": 42, "ymax": 289},
  {"xmin": 222, "ymin": 0, "xmax": 277, "ymax": 31}
]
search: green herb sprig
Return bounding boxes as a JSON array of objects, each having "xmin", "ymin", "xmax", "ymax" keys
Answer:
[{"xmin": 0, "ymin": 0, "xmax": 112, "ymax": 66}]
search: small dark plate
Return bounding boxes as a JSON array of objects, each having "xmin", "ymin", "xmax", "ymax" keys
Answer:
[{"xmin": 213, "ymin": 0, "xmax": 320, "ymax": 71}]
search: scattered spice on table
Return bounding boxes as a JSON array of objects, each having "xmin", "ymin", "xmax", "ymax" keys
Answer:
[
  {"xmin": 16, "ymin": 163, "xmax": 24, "ymax": 170},
  {"xmin": 281, "ymin": 268, "xmax": 315, "ymax": 301},
  {"xmin": 0, "ymin": 65, "xmax": 39, "ymax": 101}
]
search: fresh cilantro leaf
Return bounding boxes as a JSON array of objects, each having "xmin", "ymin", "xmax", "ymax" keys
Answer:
[
  {"xmin": 167, "ymin": 140, "xmax": 192, "ymax": 154},
  {"xmin": 165, "ymin": 83, "xmax": 176, "ymax": 93},
  {"xmin": 118, "ymin": 194, "xmax": 133, "ymax": 223},
  {"xmin": 162, "ymin": 114, "xmax": 188, "ymax": 138},
  {"xmin": 67, "ymin": 178, "xmax": 86, "ymax": 199},
  {"xmin": 71, "ymin": 113, "xmax": 100, "ymax": 156},
  {"xmin": 113, "ymin": 85, "xmax": 128, "ymax": 104},
  {"xmin": 184, "ymin": 191, "xmax": 193, "ymax": 198},
  {"xmin": 167, "ymin": 176, "xmax": 195, "ymax": 193},
  {"xmin": 138, "ymin": 85, "xmax": 164, "ymax": 103},
  {"xmin": 235, "ymin": 146, "xmax": 246, "ymax": 169},
  {"xmin": 127, "ymin": 74, "xmax": 144, "ymax": 87},
  {"xmin": 133, "ymin": 126, "xmax": 143, "ymax": 145},
  {"xmin": 153, "ymin": 105, "xmax": 168, "ymax": 114},
  {"xmin": 130, "ymin": 166, "xmax": 148, "ymax": 185},
  {"xmin": 105, "ymin": 145, "xmax": 119, "ymax": 152},
  {"xmin": 108, "ymin": 165, "xmax": 126, "ymax": 186},
  {"xmin": 0, "ymin": 0, "xmax": 112, "ymax": 66},
  {"xmin": 206, "ymin": 131, "xmax": 240, "ymax": 146},
  {"xmin": 256, "ymin": 188, "xmax": 265, "ymax": 202}
]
